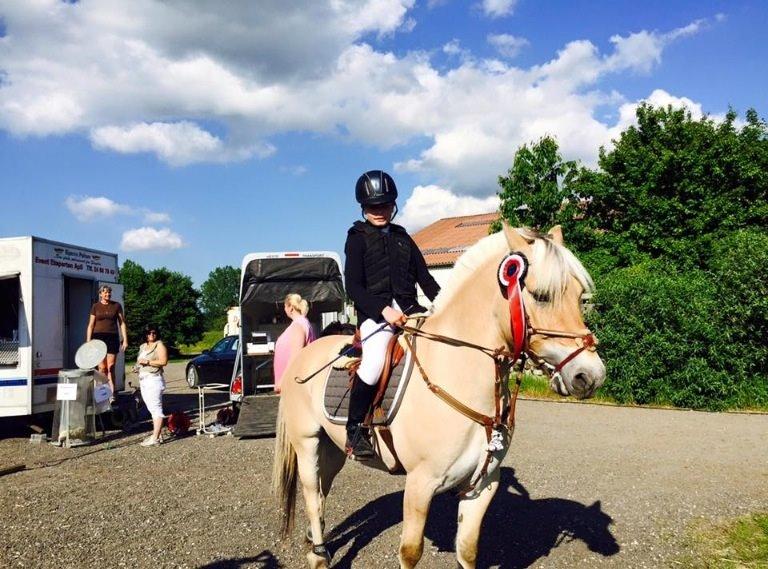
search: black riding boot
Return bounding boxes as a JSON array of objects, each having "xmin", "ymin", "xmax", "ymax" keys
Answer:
[{"xmin": 345, "ymin": 376, "xmax": 377, "ymax": 460}]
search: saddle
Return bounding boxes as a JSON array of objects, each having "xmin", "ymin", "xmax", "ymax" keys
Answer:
[{"xmin": 322, "ymin": 321, "xmax": 422, "ymax": 426}]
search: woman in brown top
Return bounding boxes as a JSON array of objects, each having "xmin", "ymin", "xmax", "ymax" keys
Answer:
[{"xmin": 86, "ymin": 285, "xmax": 128, "ymax": 401}]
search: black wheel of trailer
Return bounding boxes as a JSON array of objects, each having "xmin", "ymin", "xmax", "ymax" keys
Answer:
[{"xmin": 186, "ymin": 365, "xmax": 200, "ymax": 388}]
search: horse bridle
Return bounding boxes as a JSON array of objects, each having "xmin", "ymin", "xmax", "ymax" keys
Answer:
[{"xmin": 401, "ymin": 251, "xmax": 599, "ymax": 398}]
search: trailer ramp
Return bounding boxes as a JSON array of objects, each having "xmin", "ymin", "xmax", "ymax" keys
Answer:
[{"xmin": 233, "ymin": 394, "xmax": 279, "ymax": 438}]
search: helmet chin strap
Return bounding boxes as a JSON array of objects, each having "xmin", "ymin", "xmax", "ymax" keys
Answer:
[{"xmin": 360, "ymin": 203, "xmax": 399, "ymax": 222}]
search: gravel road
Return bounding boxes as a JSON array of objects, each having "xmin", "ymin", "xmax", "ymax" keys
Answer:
[{"xmin": 1, "ymin": 361, "xmax": 766, "ymax": 568}]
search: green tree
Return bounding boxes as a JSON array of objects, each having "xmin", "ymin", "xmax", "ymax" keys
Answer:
[
  {"xmin": 568, "ymin": 104, "xmax": 768, "ymax": 269},
  {"xmin": 200, "ymin": 265, "xmax": 240, "ymax": 328},
  {"xmin": 119, "ymin": 260, "xmax": 204, "ymax": 357},
  {"xmin": 494, "ymin": 135, "xmax": 578, "ymax": 232},
  {"xmin": 119, "ymin": 260, "xmax": 151, "ymax": 356}
]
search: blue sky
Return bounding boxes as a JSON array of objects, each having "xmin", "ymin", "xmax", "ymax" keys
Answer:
[{"xmin": 1, "ymin": 0, "xmax": 765, "ymax": 287}]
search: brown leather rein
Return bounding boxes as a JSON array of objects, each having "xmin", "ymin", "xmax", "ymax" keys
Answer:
[
  {"xmin": 397, "ymin": 318, "xmax": 597, "ymax": 495},
  {"xmin": 398, "ymin": 322, "xmax": 597, "ymax": 431}
]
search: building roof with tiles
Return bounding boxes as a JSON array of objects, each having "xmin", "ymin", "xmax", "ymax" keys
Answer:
[{"xmin": 412, "ymin": 211, "xmax": 500, "ymax": 268}]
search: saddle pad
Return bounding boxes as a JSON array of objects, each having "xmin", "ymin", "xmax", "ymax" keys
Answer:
[{"xmin": 323, "ymin": 347, "xmax": 414, "ymax": 426}]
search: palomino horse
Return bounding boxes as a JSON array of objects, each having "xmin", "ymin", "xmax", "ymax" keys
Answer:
[{"xmin": 273, "ymin": 224, "xmax": 606, "ymax": 568}]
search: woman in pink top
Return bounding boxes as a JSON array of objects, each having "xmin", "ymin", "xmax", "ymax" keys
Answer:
[{"xmin": 273, "ymin": 293, "xmax": 316, "ymax": 393}]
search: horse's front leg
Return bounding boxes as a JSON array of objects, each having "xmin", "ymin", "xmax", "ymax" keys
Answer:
[
  {"xmin": 455, "ymin": 467, "xmax": 500, "ymax": 569},
  {"xmin": 295, "ymin": 435, "xmax": 343, "ymax": 569},
  {"xmin": 399, "ymin": 471, "xmax": 438, "ymax": 568}
]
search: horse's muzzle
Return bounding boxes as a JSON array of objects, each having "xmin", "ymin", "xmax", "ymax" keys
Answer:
[{"xmin": 549, "ymin": 353, "xmax": 605, "ymax": 399}]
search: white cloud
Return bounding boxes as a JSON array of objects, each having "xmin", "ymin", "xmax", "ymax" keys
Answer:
[
  {"xmin": 605, "ymin": 31, "xmax": 664, "ymax": 74},
  {"xmin": 0, "ymin": 3, "xmax": 715, "ymax": 187},
  {"xmin": 443, "ymin": 39, "xmax": 465, "ymax": 56},
  {"xmin": 120, "ymin": 227, "xmax": 184, "ymax": 252},
  {"xmin": 65, "ymin": 196, "xmax": 131, "ymax": 222},
  {"xmin": 666, "ymin": 18, "xmax": 706, "ymax": 41},
  {"xmin": 143, "ymin": 211, "xmax": 172, "ymax": 224},
  {"xmin": 280, "ymin": 165, "xmax": 308, "ymax": 176},
  {"xmin": 481, "ymin": 0, "xmax": 519, "ymax": 19},
  {"xmin": 2, "ymin": 93, "xmax": 84, "ymax": 136},
  {"xmin": 606, "ymin": 20, "xmax": 706, "ymax": 74},
  {"xmin": 90, "ymin": 121, "xmax": 274, "ymax": 166},
  {"xmin": 610, "ymin": 89, "xmax": 706, "ymax": 138},
  {"xmin": 487, "ymin": 34, "xmax": 529, "ymax": 59},
  {"xmin": 64, "ymin": 195, "xmax": 172, "ymax": 225},
  {"xmin": 399, "ymin": 185, "xmax": 500, "ymax": 232}
]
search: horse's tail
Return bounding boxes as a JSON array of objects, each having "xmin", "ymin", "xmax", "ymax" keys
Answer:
[{"xmin": 272, "ymin": 400, "xmax": 297, "ymax": 538}]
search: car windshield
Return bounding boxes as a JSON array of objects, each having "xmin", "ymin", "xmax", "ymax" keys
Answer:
[{"xmin": 211, "ymin": 338, "xmax": 231, "ymax": 353}]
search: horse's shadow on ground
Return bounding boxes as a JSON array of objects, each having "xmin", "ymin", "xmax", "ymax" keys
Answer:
[
  {"xmin": 326, "ymin": 467, "xmax": 619, "ymax": 568},
  {"xmin": 198, "ymin": 549, "xmax": 280, "ymax": 568}
]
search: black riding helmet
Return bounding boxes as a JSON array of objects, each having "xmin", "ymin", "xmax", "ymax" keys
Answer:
[{"xmin": 355, "ymin": 170, "xmax": 398, "ymax": 206}]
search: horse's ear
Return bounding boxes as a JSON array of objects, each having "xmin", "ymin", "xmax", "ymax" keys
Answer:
[
  {"xmin": 548, "ymin": 225, "xmax": 564, "ymax": 245},
  {"xmin": 502, "ymin": 221, "xmax": 533, "ymax": 249}
]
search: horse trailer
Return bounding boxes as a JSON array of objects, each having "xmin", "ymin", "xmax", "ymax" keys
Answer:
[
  {"xmin": 0, "ymin": 236, "xmax": 124, "ymax": 417},
  {"xmin": 229, "ymin": 251, "xmax": 347, "ymax": 406}
]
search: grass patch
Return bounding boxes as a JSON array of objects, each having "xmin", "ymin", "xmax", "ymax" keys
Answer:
[
  {"xmin": 178, "ymin": 330, "xmax": 224, "ymax": 357},
  {"xmin": 678, "ymin": 513, "xmax": 768, "ymax": 567},
  {"xmin": 517, "ymin": 373, "xmax": 556, "ymax": 399},
  {"xmin": 514, "ymin": 373, "xmax": 616, "ymax": 404}
]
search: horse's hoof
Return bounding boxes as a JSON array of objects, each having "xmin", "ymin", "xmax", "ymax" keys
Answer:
[{"xmin": 306, "ymin": 543, "xmax": 331, "ymax": 568}]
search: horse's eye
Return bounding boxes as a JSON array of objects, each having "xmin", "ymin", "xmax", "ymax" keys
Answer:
[{"xmin": 531, "ymin": 290, "xmax": 551, "ymax": 303}]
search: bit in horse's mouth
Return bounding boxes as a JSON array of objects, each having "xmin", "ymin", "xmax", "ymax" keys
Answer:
[{"xmin": 551, "ymin": 375, "xmax": 569, "ymax": 396}]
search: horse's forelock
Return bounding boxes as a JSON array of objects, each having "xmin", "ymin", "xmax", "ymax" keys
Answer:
[{"xmin": 527, "ymin": 232, "xmax": 594, "ymax": 306}]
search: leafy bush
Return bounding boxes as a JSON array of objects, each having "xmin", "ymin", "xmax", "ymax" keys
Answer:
[
  {"xmin": 589, "ymin": 260, "xmax": 745, "ymax": 410},
  {"xmin": 707, "ymin": 230, "xmax": 768, "ymax": 407}
]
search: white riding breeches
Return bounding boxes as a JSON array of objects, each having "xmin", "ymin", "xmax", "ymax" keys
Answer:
[
  {"xmin": 357, "ymin": 317, "xmax": 397, "ymax": 386},
  {"xmin": 139, "ymin": 374, "xmax": 165, "ymax": 420}
]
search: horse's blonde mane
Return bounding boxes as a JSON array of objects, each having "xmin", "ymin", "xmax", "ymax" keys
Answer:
[
  {"xmin": 518, "ymin": 228, "xmax": 594, "ymax": 306},
  {"xmin": 431, "ymin": 227, "xmax": 593, "ymax": 313},
  {"xmin": 432, "ymin": 231, "xmax": 507, "ymax": 313}
]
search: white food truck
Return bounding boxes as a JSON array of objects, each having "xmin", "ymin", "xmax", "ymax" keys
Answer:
[
  {"xmin": 0, "ymin": 236, "xmax": 124, "ymax": 417},
  {"xmin": 230, "ymin": 251, "xmax": 347, "ymax": 404}
]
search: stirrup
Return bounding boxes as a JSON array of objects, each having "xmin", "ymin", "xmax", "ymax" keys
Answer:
[{"xmin": 345, "ymin": 424, "xmax": 375, "ymax": 460}]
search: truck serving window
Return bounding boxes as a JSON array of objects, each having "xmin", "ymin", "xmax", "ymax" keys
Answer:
[{"xmin": 0, "ymin": 273, "xmax": 21, "ymax": 367}]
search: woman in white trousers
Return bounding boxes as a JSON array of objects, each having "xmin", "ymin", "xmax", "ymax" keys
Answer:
[{"xmin": 136, "ymin": 326, "xmax": 168, "ymax": 446}]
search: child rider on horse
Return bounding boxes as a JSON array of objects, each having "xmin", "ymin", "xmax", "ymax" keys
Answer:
[{"xmin": 344, "ymin": 170, "xmax": 441, "ymax": 460}]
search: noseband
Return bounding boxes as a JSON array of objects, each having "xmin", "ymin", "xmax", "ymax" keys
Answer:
[{"xmin": 525, "ymin": 326, "xmax": 598, "ymax": 382}]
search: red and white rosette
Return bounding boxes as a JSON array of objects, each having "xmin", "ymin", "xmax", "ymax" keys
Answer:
[{"xmin": 497, "ymin": 253, "xmax": 528, "ymax": 362}]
